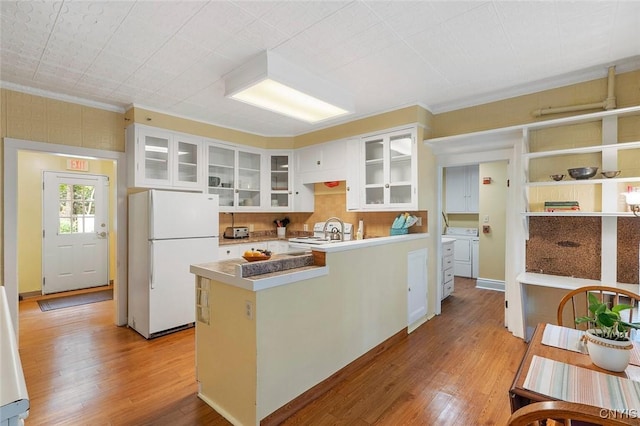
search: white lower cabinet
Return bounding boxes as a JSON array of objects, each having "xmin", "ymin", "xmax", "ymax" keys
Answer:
[
  {"xmin": 267, "ymin": 240, "xmax": 291, "ymax": 254},
  {"xmin": 218, "ymin": 240, "xmax": 295, "ymax": 260},
  {"xmin": 218, "ymin": 242, "xmax": 268, "ymax": 259},
  {"xmin": 442, "ymin": 239, "xmax": 455, "ymax": 300}
]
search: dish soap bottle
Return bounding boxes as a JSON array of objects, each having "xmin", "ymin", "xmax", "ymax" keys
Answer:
[{"xmin": 356, "ymin": 220, "xmax": 364, "ymax": 240}]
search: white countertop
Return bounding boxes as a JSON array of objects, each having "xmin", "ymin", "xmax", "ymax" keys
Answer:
[
  {"xmin": 192, "ymin": 233, "xmax": 429, "ymax": 292},
  {"xmin": 517, "ymin": 272, "xmax": 640, "ymax": 293},
  {"xmin": 289, "ymin": 233, "xmax": 428, "ymax": 253}
]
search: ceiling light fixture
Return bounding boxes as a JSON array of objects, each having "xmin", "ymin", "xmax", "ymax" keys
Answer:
[{"xmin": 224, "ymin": 51, "xmax": 354, "ymax": 123}]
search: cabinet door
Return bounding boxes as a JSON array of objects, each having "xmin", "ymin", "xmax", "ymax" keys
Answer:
[
  {"xmin": 173, "ymin": 134, "xmax": 201, "ymax": 189},
  {"xmin": 266, "ymin": 152, "xmax": 292, "ymax": 210},
  {"xmin": 445, "ymin": 165, "xmax": 479, "ymax": 213},
  {"xmin": 363, "ymin": 135, "xmax": 385, "ymax": 206},
  {"xmin": 206, "ymin": 143, "xmax": 236, "ymax": 210},
  {"xmin": 267, "ymin": 240, "xmax": 291, "ymax": 254},
  {"xmin": 387, "ymin": 130, "xmax": 414, "ymax": 207},
  {"xmin": 445, "ymin": 166, "xmax": 468, "ymax": 213},
  {"xmin": 237, "ymin": 150, "xmax": 261, "ymax": 209},
  {"xmin": 407, "ymin": 248, "xmax": 428, "ymax": 326},
  {"xmin": 138, "ymin": 127, "xmax": 172, "ymax": 187},
  {"xmin": 362, "ymin": 128, "xmax": 416, "ymax": 210},
  {"xmin": 346, "ymin": 138, "xmax": 361, "ymax": 210},
  {"xmin": 467, "ymin": 165, "xmax": 479, "ymax": 212}
]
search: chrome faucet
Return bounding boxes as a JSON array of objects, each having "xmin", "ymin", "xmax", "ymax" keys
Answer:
[{"xmin": 323, "ymin": 217, "xmax": 344, "ymax": 241}]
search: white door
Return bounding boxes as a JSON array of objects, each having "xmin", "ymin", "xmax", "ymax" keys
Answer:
[
  {"xmin": 42, "ymin": 172, "xmax": 109, "ymax": 294},
  {"xmin": 407, "ymin": 248, "xmax": 428, "ymax": 326}
]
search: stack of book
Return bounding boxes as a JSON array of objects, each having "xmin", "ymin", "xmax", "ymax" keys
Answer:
[{"xmin": 544, "ymin": 201, "xmax": 580, "ymax": 212}]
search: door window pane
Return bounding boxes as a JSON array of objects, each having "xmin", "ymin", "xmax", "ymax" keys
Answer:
[{"xmin": 58, "ymin": 184, "xmax": 96, "ymax": 234}]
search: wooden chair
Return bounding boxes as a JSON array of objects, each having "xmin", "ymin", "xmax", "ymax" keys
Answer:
[
  {"xmin": 508, "ymin": 401, "xmax": 638, "ymax": 425},
  {"xmin": 557, "ymin": 286, "xmax": 640, "ymax": 330}
]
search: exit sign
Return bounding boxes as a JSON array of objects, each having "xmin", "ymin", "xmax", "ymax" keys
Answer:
[{"xmin": 67, "ymin": 159, "xmax": 89, "ymax": 171}]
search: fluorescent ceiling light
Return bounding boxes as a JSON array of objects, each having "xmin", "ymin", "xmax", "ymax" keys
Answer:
[{"xmin": 224, "ymin": 51, "xmax": 354, "ymax": 123}]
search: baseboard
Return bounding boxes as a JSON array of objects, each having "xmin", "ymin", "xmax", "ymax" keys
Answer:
[
  {"xmin": 260, "ymin": 328, "xmax": 408, "ymax": 425},
  {"xmin": 19, "ymin": 291, "xmax": 42, "ymax": 300},
  {"xmin": 198, "ymin": 393, "xmax": 244, "ymax": 426},
  {"xmin": 475, "ymin": 278, "xmax": 505, "ymax": 292}
]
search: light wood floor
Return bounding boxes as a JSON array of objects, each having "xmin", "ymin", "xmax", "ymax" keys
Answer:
[{"xmin": 18, "ymin": 278, "xmax": 527, "ymax": 425}]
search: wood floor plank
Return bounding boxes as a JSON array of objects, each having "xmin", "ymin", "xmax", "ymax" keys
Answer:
[{"xmin": 18, "ymin": 277, "xmax": 527, "ymax": 425}]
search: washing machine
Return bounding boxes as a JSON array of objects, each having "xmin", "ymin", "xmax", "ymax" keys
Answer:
[{"xmin": 443, "ymin": 227, "xmax": 479, "ymax": 278}]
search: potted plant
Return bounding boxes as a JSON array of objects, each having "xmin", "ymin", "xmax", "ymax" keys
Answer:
[{"xmin": 575, "ymin": 293, "xmax": 640, "ymax": 372}]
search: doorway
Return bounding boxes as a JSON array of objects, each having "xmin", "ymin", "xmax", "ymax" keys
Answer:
[
  {"xmin": 4, "ymin": 138, "xmax": 127, "ymax": 338},
  {"xmin": 441, "ymin": 161, "xmax": 508, "ymax": 303},
  {"xmin": 42, "ymin": 172, "xmax": 109, "ymax": 294}
]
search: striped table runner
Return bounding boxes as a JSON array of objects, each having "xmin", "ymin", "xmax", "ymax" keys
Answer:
[
  {"xmin": 542, "ymin": 324, "xmax": 640, "ymax": 367},
  {"xmin": 524, "ymin": 355, "xmax": 640, "ymax": 410}
]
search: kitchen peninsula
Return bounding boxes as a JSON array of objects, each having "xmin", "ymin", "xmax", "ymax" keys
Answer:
[{"xmin": 190, "ymin": 233, "xmax": 428, "ymax": 426}]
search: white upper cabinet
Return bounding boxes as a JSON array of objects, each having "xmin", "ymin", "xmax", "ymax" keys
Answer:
[
  {"xmin": 295, "ymin": 139, "xmax": 347, "ymax": 184},
  {"xmin": 345, "ymin": 138, "xmax": 361, "ymax": 211},
  {"xmin": 264, "ymin": 151, "xmax": 293, "ymax": 210},
  {"xmin": 126, "ymin": 124, "xmax": 203, "ymax": 190},
  {"xmin": 360, "ymin": 127, "xmax": 417, "ymax": 210},
  {"xmin": 205, "ymin": 141, "xmax": 262, "ymax": 212},
  {"xmin": 445, "ymin": 165, "xmax": 479, "ymax": 213}
]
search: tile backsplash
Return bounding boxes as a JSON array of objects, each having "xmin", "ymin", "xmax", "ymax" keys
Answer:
[{"xmin": 219, "ymin": 181, "xmax": 427, "ymax": 239}]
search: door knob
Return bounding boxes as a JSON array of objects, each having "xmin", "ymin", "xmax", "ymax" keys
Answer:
[{"xmin": 98, "ymin": 231, "xmax": 107, "ymax": 238}]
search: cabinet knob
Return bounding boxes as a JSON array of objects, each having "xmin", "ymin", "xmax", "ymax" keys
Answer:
[
  {"xmin": 316, "ymin": 160, "xmax": 321, "ymax": 165},
  {"xmin": 385, "ymin": 183, "xmax": 390, "ymax": 188},
  {"xmin": 346, "ymin": 186, "xmax": 350, "ymax": 191}
]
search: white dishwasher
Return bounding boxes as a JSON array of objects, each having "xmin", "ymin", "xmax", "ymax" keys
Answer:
[{"xmin": 444, "ymin": 227, "xmax": 479, "ymax": 278}]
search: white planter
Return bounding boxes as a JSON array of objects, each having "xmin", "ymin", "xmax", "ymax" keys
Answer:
[{"xmin": 584, "ymin": 329, "xmax": 633, "ymax": 372}]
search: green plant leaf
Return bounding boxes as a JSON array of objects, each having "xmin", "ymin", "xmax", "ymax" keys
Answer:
[{"xmin": 612, "ymin": 304, "xmax": 632, "ymax": 314}]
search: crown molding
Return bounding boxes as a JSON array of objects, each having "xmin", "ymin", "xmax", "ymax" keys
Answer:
[
  {"xmin": 427, "ymin": 56, "xmax": 640, "ymax": 114},
  {"xmin": 0, "ymin": 81, "xmax": 126, "ymax": 113}
]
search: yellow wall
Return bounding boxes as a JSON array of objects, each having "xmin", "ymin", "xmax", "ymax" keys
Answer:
[
  {"xmin": 3, "ymin": 68, "xmax": 639, "ymax": 302},
  {"xmin": 478, "ymin": 161, "xmax": 507, "ymax": 281},
  {"xmin": 1, "ymin": 88, "xmax": 125, "ymax": 293},
  {"xmin": 17, "ymin": 152, "xmax": 117, "ymax": 293},
  {"xmin": 432, "ymin": 69, "xmax": 640, "ymax": 138}
]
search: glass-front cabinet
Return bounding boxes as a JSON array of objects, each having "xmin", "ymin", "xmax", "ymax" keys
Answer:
[
  {"xmin": 266, "ymin": 152, "xmax": 292, "ymax": 210},
  {"xmin": 361, "ymin": 127, "xmax": 417, "ymax": 209},
  {"xmin": 206, "ymin": 144, "xmax": 235, "ymax": 208},
  {"xmin": 237, "ymin": 150, "xmax": 261, "ymax": 209},
  {"xmin": 205, "ymin": 141, "xmax": 262, "ymax": 211},
  {"xmin": 127, "ymin": 125, "xmax": 202, "ymax": 190}
]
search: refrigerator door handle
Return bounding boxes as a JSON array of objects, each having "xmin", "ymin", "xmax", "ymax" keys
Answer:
[
  {"xmin": 150, "ymin": 240, "xmax": 155, "ymax": 289},
  {"xmin": 149, "ymin": 190, "xmax": 155, "ymax": 238}
]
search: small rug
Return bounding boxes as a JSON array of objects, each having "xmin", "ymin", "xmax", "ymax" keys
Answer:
[{"xmin": 38, "ymin": 289, "xmax": 113, "ymax": 312}]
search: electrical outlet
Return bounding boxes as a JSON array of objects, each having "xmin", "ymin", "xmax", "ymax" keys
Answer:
[
  {"xmin": 249, "ymin": 224, "xmax": 254, "ymax": 232},
  {"xmin": 416, "ymin": 217, "xmax": 422, "ymax": 226},
  {"xmin": 303, "ymin": 224, "xmax": 309, "ymax": 232},
  {"xmin": 245, "ymin": 300, "xmax": 254, "ymax": 320}
]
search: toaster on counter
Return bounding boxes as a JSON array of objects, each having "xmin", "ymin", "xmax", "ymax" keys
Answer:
[{"xmin": 224, "ymin": 226, "xmax": 249, "ymax": 239}]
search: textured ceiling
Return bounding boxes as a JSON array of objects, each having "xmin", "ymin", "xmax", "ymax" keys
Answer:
[{"xmin": 1, "ymin": 1, "xmax": 639, "ymax": 136}]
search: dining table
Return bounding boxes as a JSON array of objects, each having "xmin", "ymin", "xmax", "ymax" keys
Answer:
[{"xmin": 509, "ymin": 323, "xmax": 640, "ymax": 415}]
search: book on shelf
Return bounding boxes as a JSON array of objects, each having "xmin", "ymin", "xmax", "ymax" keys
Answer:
[{"xmin": 544, "ymin": 201, "xmax": 580, "ymax": 212}]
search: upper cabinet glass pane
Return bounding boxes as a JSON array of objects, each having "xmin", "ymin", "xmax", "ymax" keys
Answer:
[{"xmin": 144, "ymin": 135, "xmax": 169, "ymax": 180}]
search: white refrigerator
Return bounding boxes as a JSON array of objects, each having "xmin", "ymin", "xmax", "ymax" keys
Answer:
[{"xmin": 128, "ymin": 190, "xmax": 219, "ymax": 339}]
